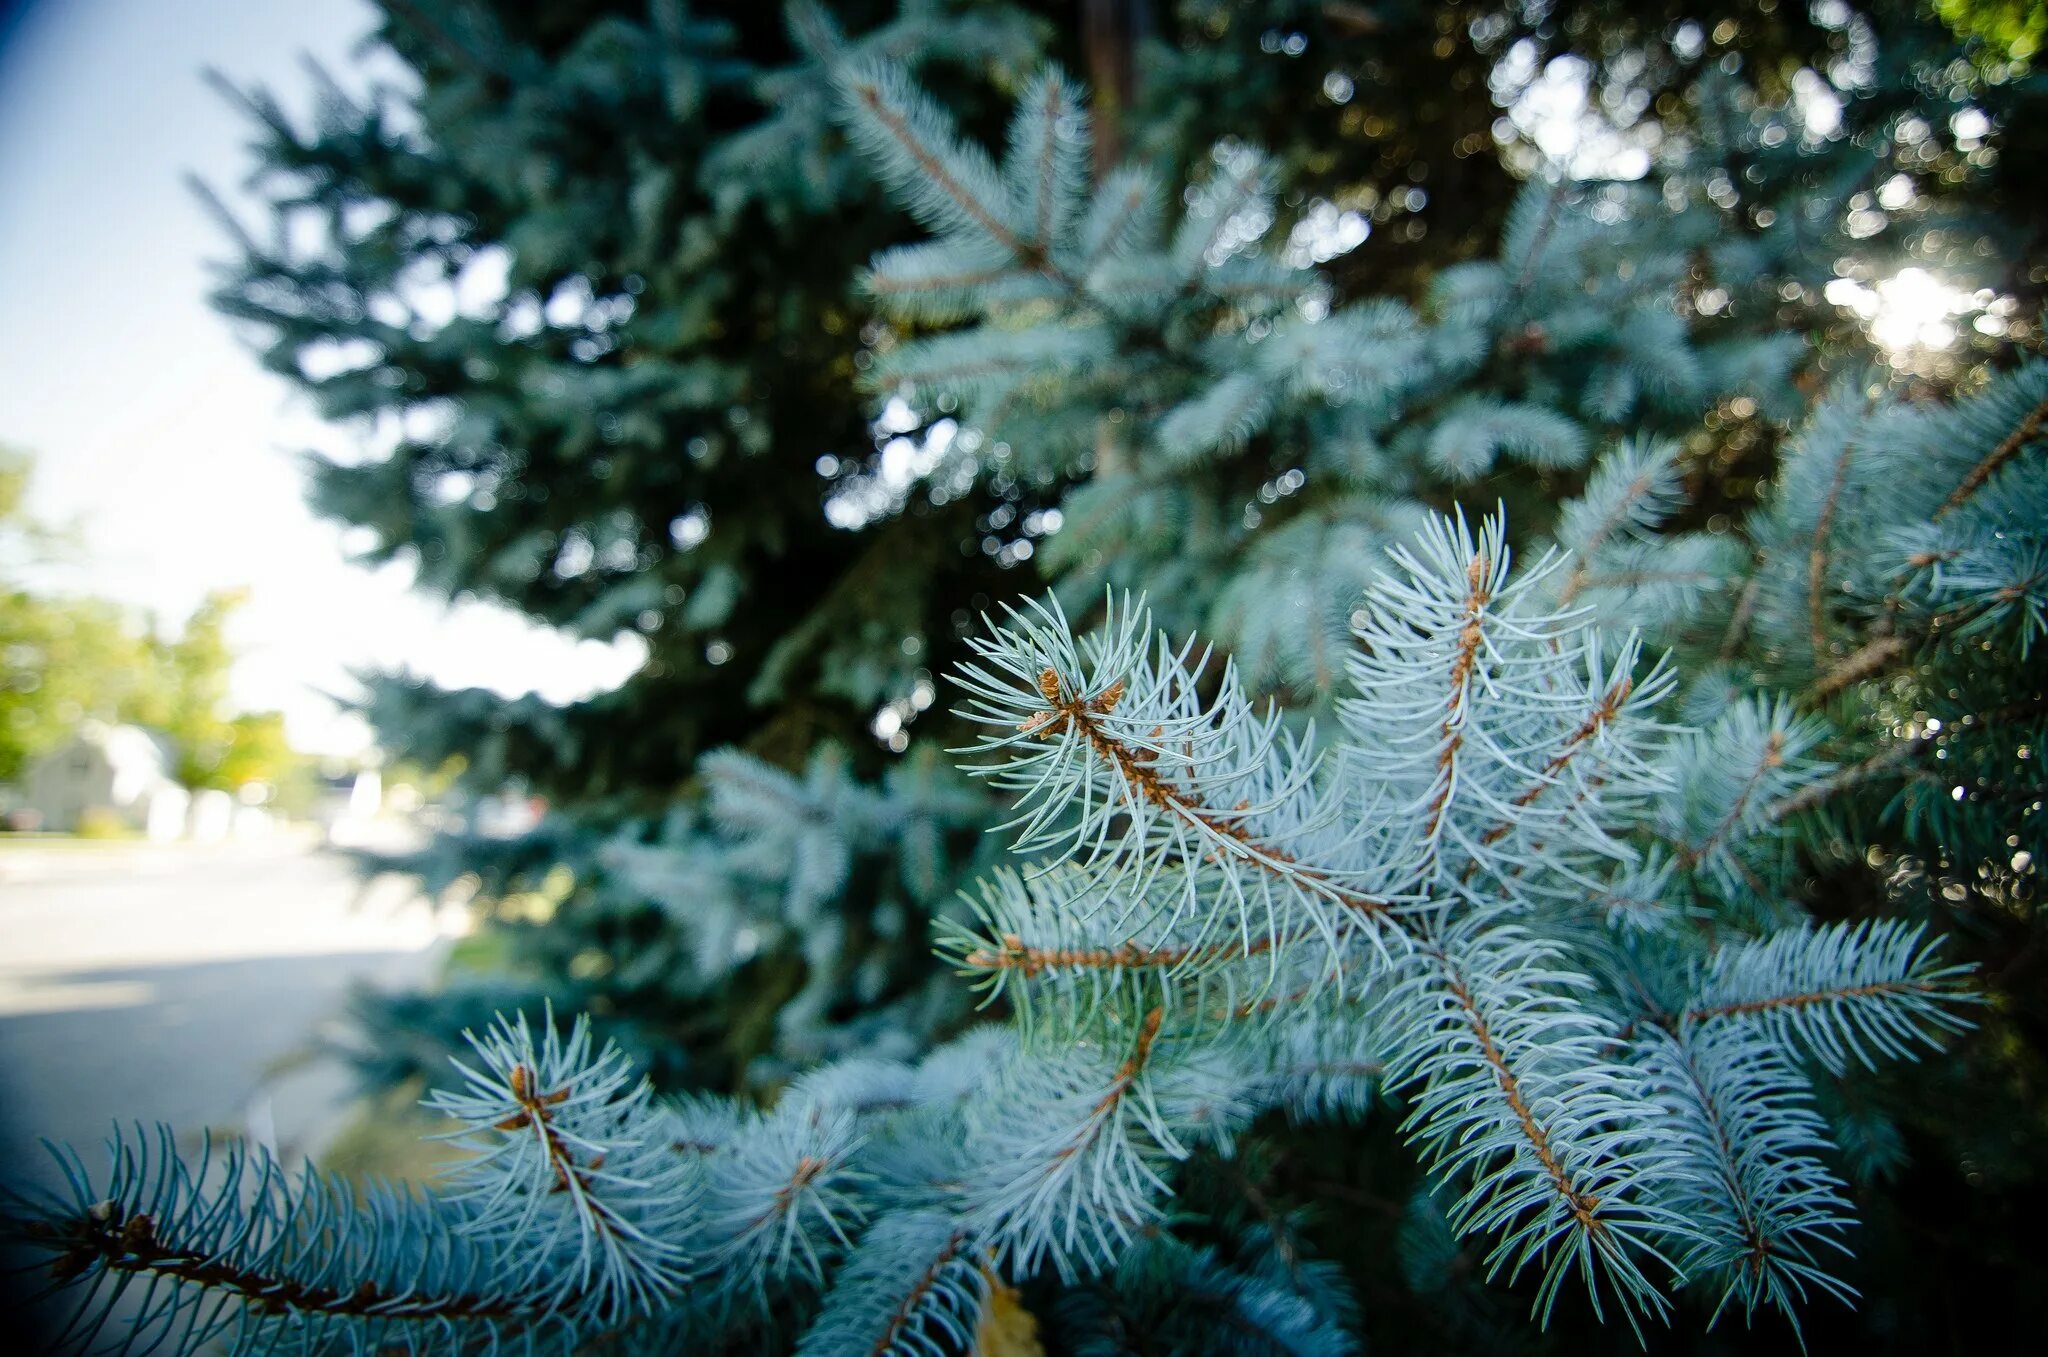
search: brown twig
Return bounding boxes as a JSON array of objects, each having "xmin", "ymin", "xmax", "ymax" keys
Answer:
[
  {"xmin": 1685, "ymin": 979, "xmax": 1946, "ymax": 1023},
  {"xmin": 1767, "ymin": 740, "xmax": 1921, "ymax": 821},
  {"xmin": 1435, "ymin": 958, "xmax": 1606, "ymax": 1233},
  {"xmin": 848, "ymin": 80, "xmax": 1079, "ymax": 295},
  {"xmin": 1934, "ymin": 394, "xmax": 2048, "ymax": 520},
  {"xmin": 964, "ymin": 930, "xmax": 1278, "ymax": 976},
  {"xmin": 33, "ymin": 1204, "xmax": 530, "ymax": 1324},
  {"xmin": 1424, "ymin": 554, "xmax": 1494, "ymax": 841},
  {"xmin": 868, "ymin": 1230, "xmax": 973, "ymax": 1357},
  {"xmin": 1807, "ymin": 634, "xmax": 1909, "ymax": 703},
  {"xmin": 1023, "ymin": 669, "xmax": 1392, "ymax": 920},
  {"xmin": 1678, "ymin": 732, "xmax": 1785, "ymax": 869}
]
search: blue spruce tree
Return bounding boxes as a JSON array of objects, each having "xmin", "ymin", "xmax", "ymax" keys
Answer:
[{"xmin": 6, "ymin": 2, "xmax": 2044, "ymax": 1353}]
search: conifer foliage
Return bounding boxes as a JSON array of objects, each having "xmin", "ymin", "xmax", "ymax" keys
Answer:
[
  {"xmin": 4, "ymin": 509, "xmax": 1982, "ymax": 1350},
  {"xmin": 7, "ymin": 2, "xmax": 2044, "ymax": 1354},
  {"xmin": 837, "ymin": 40, "xmax": 1856, "ymax": 703}
]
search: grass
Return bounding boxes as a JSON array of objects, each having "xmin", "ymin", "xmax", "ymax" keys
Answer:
[{"xmin": 316, "ymin": 1078, "xmax": 466, "ymax": 1184}]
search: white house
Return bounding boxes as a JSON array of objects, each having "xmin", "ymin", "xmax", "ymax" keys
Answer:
[{"xmin": 23, "ymin": 722, "xmax": 190, "ymax": 840}]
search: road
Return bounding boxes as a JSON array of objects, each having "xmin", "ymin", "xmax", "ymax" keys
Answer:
[{"xmin": 0, "ymin": 834, "xmax": 454, "ymax": 1198}]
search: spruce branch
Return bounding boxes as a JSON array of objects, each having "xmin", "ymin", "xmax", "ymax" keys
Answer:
[
  {"xmin": 1805, "ymin": 434, "xmax": 1856, "ymax": 662},
  {"xmin": 837, "ymin": 62, "xmax": 1082, "ymax": 295},
  {"xmin": 962, "ymin": 1005, "xmax": 1198, "ymax": 1281},
  {"xmin": 1719, "ymin": 576, "xmax": 1762, "ymax": 660},
  {"xmin": 938, "ymin": 864, "xmax": 1292, "ymax": 1035},
  {"xmin": 1683, "ymin": 921, "xmax": 1977, "ymax": 1073},
  {"xmin": 1003, "ymin": 67, "xmax": 1089, "ymax": 253},
  {"xmin": 1508, "ymin": 181, "xmax": 1574, "ymax": 295},
  {"xmin": 1425, "ymin": 552, "xmax": 1497, "ymax": 841},
  {"xmin": 1766, "ymin": 740, "xmax": 1923, "ymax": 821},
  {"xmin": 1475, "ymin": 675, "xmax": 1635, "ymax": 852},
  {"xmin": 1933, "ymin": 392, "xmax": 2048, "ymax": 520},
  {"xmin": 4, "ymin": 1126, "xmax": 556, "ymax": 1357},
  {"xmin": 1637, "ymin": 1025, "xmax": 1855, "ymax": 1329},
  {"xmin": 1346, "ymin": 511, "xmax": 1674, "ymax": 902},
  {"xmin": 955, "ymin": 593, "xmax": 1400, "ymax": 962},
  {"xmin": 794, "ymin": 1211, "xmax": 986, "ymax": 1356},
  {"xmin": 1556, "ymin": 437, "xmax": 1685, "ymax": 606},
  {"xmin": 1659, "ymin": 698, "xmax": 1825, "ymax": 898},
  {"xmin": 1076, "ymin": 165, "xmax": 1158, "ymax": 273},
  {"xmin": 1807, "ymin": 633, "xmax": 1909, "ymax": 702},
  {"xmin": 1683, "ymin": 732, "xmax": 1783, "ymax": 866},
  {"xmin": 1394, "ymin": 931, "xmax": 1685, "ymax": 1335},
  {"xmin": 700, "ymin": 1105, "xmax": 868, "ymax": 1296},
  {"xmin": 427, "ymin": 1010, "xmax": 697, "ymax": 1321}
]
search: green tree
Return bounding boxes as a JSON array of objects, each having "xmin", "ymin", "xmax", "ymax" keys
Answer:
[
  {"xmin": 0, "ymin": 592, "xmax": 152, "ymax": 784},
  {"xmin": 214, "ymin": 710, "xmax": 305, "ymax": 798},
  {"xmin": 1, "ymin": 449, "xmax": 152, "ymax": 783},
  {"xmin": 0, "ymin": 444, "xmax": 65, "ymax": 572},
  {"xmin": 138, "ymin": 586, "xmax": 263, "ymax": 790},
  {"xmin": 19, "ymin": 2, "xmax": 2025, "ymax": 1351},
  {"xmin": 1, "ymin": 453, "xmax": 295, "ymax": 791}
]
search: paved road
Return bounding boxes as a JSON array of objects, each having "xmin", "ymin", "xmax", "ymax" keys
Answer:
[{"xmin": 0, "ymin": 835, "xmax": 452, "ymax": 1197}]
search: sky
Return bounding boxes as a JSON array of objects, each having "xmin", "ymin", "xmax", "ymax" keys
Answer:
[{"xmin": 0, "ymin": 0, "xmax": 646, "ymax": 756}]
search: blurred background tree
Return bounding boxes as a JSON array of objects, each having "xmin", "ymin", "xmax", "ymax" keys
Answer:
[
  {"xmin": 0, "ymin": 593, "xmax": 149, "ymax": 785},
  {"xmin": 133, "ymin": 587, "xmax": 239, "ymax": 789},
  {"xmin": 1, "ymin": 449, "xmax": 301, "ymax": 793},
  {"xmin": 197, "ymin": 2, "xmax": 2044, "ymax": 1349},
  {"xmin": 202, "ymin": 0, "xmax": 1063, "ymax": 1088}
]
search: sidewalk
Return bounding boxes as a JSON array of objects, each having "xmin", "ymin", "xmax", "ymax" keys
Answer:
[
  {"xmin": 0, "ymin": 834, "xmax": 460, "ymax": 1192},
  {"xmin": 0, "ymin": 825, "xmax": 317, "ymax": 884}
]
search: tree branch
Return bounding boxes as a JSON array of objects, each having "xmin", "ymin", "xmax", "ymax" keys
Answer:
[{"xmin": 1934, "ymin": 394, "xmax": 2048, "ymax": 520}]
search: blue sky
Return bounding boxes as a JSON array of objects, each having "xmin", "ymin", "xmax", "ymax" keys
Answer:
[{"xmin": 0, "ymin": 0, "xmax": 644, "ymax": 755}]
